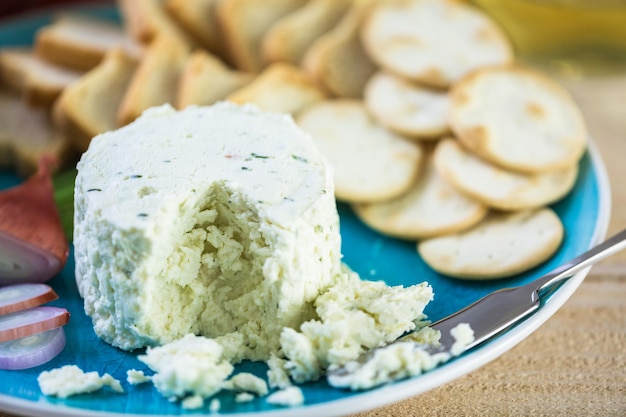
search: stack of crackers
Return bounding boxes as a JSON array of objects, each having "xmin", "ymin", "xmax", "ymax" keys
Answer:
[{"xmin": 0, "ymin": 0, "xmax": 588, "ymax": 280}]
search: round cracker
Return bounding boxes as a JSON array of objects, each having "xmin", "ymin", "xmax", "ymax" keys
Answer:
[
  {"xmin": 353, "ymin": 147, "xmax": 487, "ymax": 239},
  {"xmin": 449, "ymin": 65, "xmax": 587, "ymax": 174},
  {"xmin": 364, "ymin": 71, "xmax": 450, "ymax": 139},
  {"xmin": 434, "ymin": 138, "xmax": 578, "ymax": 210},
  {"xmin": 361, "ymin": 0, "xmax": 513, "ymax": 88},
  {"xmin": 296, "ymin": 100, "xmax": 423, "ymax": 203},
  {"xmin": 418, "ymin": 208, "xmax": 564, "ymax": 280}
]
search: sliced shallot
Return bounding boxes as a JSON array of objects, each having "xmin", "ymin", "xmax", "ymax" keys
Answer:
[
  {"xmin": 0, "ymin": 306, "xmax": 69, "ymax": 343},
  {"xmin": 0, "ymin": 327, "xmax": 66, "ymax": 370},
  {"xmin": 0, "ymin": 156, "xmax": 69, "ymax": 285},
  {"xmin": 0, "ymin": 283, "xmax": 58, "ymax": 315}
]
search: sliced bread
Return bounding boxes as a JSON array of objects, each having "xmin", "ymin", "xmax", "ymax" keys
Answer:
[
  {"xmin": 302, "ymin": 2, "xmax": 377, "ymax": 98},
  {"xmin": 176, "ymin": 50, "xmax": 253, "ymax": 109},
  {"xmin": 34, "ymin": 13, "xmax": 142, "ymax": 71},
  {"xmin": 55, "ymin": 49, "xmax": 137, "ymax": 152},
  {"xmin": 0, "ymin": 48, "xmax": 83, "ymax": 108},
  {"xmin": 0, "ymin": 89, "xmax": 72, "ymax": 177},
  {"xmin": 227, "ymin": 63, "xmax": 326, "ymax": 116},
  {"xmin": 217, "ymin": 0, "xmax": 308, "ymax": 72},
  {"xmin": 166, "ymin": 0, "xmax": 225, "ymax": 56},
  {"xmin": 262, "ymin": 0, "xmax": 351, "ymax": 65},
  {"xmin": 117, "ymin": 0, "xmax": 195, "ymax": 47},
  {"xmin": 117, "ymin": 36, "xmax": 189, "ymax": 126}
]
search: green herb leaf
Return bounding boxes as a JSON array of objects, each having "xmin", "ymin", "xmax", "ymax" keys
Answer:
[{"xmin": 52, "ymin": 168, "xmax": 77, "ymax": 241}]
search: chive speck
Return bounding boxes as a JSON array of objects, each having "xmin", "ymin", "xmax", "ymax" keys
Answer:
[{"xmin": 291, "ymin": 155, "xmax": 308, "ymax": 163}]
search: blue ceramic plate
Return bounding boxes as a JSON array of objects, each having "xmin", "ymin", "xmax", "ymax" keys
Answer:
[{"xmin": 0, "ymin": 5, "xmax": 612, "ymax": 417}]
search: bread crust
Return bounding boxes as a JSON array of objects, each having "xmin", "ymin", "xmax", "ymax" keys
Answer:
[
  {"xmin": 302, "ymin": 2, "xmax": 377, "ymax": 99},
  {"xmin": 176, "ymin": 50, "xmax": 252, "ymax": 109},
  {"xmin": 262, "ymin": 0, "xmax": 351, "ymax": 66},
  {"xmin": 117, "ymin": 36, "xmax": 189, "ymax": 126},
  {"xmin": 227, "ymin": 63, "xmax": 325, "ymax": 116},
  {"xmin": 55, "ymin": 49, "xmax": 137, "ymax": 151},
  {"xmin": 217, "ymin": 0, "xmax": 308, "ymax": 72},
  {"xmin": 34, "ymin": 14, "xmax": 141, "ymax": 71}
]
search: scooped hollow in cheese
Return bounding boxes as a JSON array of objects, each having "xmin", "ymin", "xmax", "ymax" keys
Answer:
[{"xmin": 73, "ymin": 103, "xmax": 343, "ymax": 359}]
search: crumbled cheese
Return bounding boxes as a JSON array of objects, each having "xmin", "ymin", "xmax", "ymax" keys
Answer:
[
  {"xmin": 327, "ymin": 324, "xmax": 475, "ymax": 390},
  {"xmin": 235, "ymin": 392, "xmax": 255, "ymax": 403},
  {"xmin": 267, "ymin": 354, "xmax": 292, "ymax": 389},
  {"xmin": 327, "ymin": 341, "xmax": 449, "ymax": 390},
  {"xmin": 181, "ymin": 394, "xmax": 204, "ymax": 410},
  {"xmin": 126, "ymin": 369, "xmax": 151, "ymax": 385},
  {"xmin": 138, "ymin": 334, "xmax": 234, "ymax": 400},
  {"xmin": 209, "ymin": 398, "xmax": 221, "ymax": 413},
  {"xmin": 450, "ymin": 323, "xmax": 475, "ymax": 356},
  {"xmin": 38, "ymin": 365, "xmax": 123, "ymax": 398},
  {"xmin": 223, "ymin": 372, "xmax": 268, "ymax": 396},
  {"xmin": 266, "ymin": 386, "xmax": 304, "ymax": 407},
  {"xmin": 280, "ymin": 270, "xmax": 433, "ymax": 383}
]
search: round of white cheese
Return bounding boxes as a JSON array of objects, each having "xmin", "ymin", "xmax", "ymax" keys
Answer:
[{"xmin": 74, "ymin": 103, "xmax": 342, "ymax": 360}]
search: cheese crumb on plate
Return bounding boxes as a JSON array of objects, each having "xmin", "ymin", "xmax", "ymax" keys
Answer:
[{"xmin": 37, "ymin": 365, "xmax": 123, "ymax": 398}]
